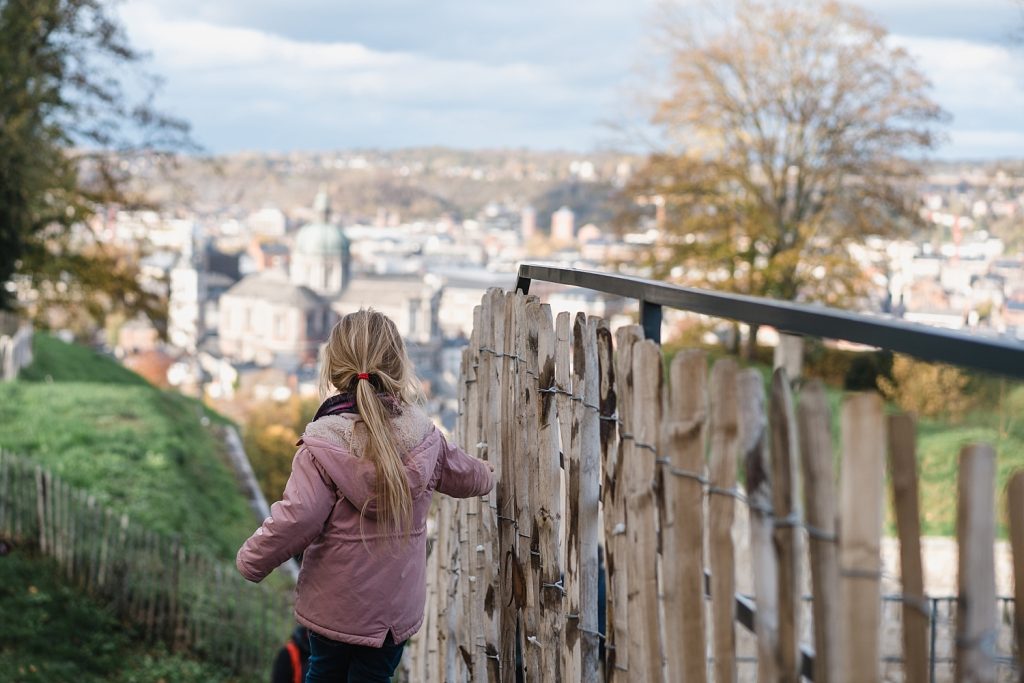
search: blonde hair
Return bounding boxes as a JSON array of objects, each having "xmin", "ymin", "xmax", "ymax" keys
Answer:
[{"xmin": 318, "ymin": 309, "xmax": 422, "ymax": 535}]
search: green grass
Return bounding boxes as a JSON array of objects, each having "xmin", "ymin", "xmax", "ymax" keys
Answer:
[
  {"xmin": 18, "ymin": 334, "xmax": 149, "ymax": 385},
  {"xmin": 0, "ymin": 547, "xmax": 237, "ymax": 683},
  {"xmin": 0, "ymin": 333, "xmax": 253, "ymax": 560}
]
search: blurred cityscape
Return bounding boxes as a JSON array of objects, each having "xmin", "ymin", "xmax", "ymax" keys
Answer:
[{"xmin": 47, "ymin": 149, "xmax": 1024, "ymax": 429}]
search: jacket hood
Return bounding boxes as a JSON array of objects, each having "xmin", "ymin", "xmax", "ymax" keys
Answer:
[{"xmin": 298, "ymin": 403, "xmax": 438, "ymax": 517}]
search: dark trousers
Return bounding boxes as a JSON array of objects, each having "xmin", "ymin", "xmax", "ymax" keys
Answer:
[{"xmin": 305, "ymin": 630, "xmax": 406, "ymax": 683}]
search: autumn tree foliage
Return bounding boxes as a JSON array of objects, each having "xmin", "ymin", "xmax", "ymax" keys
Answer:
[
  {"xmin": 0, "ymin": 0, "xmax": 193, "ymax": 329},
  {"xmin": 630, "ymin": 0, "xmax": 946, "ymax": 352}
]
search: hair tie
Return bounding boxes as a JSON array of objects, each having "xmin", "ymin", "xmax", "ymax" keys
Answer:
[{"xmin": 357, "ymin": 373, "xmax": 370, "ymax": 381}]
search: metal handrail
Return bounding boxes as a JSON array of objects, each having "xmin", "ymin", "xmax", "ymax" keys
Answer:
[{"xmin": 515, "ymin": 263, "xmax": 1024, "ymax": 380}]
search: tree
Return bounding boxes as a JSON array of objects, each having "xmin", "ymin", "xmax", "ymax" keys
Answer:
[
  {"xmin": 0, "ymin": 0, "xmax": 193, "ymax": 329},
  {"xmin": 627, "ymin": 0, "xmax": 946, "ymax": 355}
]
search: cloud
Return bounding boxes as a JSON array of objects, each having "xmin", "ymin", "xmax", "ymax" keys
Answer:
[
  {"xmin": 118, "ymin": 1, "xmax": 1024, "ymax": 156},
  {"xmin": 119, "ymin": 2, "xmax": 628, "ymax": 150},
  {"xmin": 858, "ymin": 0, "xmax": 1023, "ymax": 44},
  {"xmin": 889, "ymin": 33, "xmax": 1024, "ymax": 157}
]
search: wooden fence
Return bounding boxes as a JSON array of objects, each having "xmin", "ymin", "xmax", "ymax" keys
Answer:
[
  {"xmin": 405, "ymin": 288, "xmax": 1024, "ymax": 682},
  {"xmin": 0, "ymin": 450, "xmax": 293, "ymax": 677}
]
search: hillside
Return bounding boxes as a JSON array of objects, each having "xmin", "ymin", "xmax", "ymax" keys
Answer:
[
  {"xmin": 0, "ymin": 334, "xmax": 255, "ymax": 560},
  {"xmin": 0, "ymin": 548, "xmax": 235, "ymax": 683},
  {"xmin": 0, "ymin": 334, "xmax": 287, "ymax": 680}
]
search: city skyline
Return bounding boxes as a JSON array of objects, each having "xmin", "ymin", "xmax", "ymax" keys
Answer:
[{"xmin": 120, "ymin": 1, "xmax": 1024, "ymax": 158}]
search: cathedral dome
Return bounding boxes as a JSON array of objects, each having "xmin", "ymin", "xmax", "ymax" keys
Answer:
[
  {"xmin": 294, "ymin": 188, "xmax": 348, "ymax": 257},
  {"xmin": 295, "ymin": 221, "xmax": 348, "ymax": 257}
]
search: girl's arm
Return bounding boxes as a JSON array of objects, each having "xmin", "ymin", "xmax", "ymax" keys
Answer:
[
  {"xmin": 435, "ymin": 434, "xmax": 494, "ymax": 499},
  {"xmin": 236, "ymin": 446, "xmax": 335, "ymax": 582}
]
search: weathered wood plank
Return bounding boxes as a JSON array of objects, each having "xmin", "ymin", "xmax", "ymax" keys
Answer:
[
  {"xmin": 595, "ymin": 320, "xmax": 619, "ymax": 680},
  {"xmin": 769, "ymin": 369, "xmax": 802, "ymax": 683},
  {"xmin": 555, "ymin": 311, "xmax": 577, "ymax": 682},
  {"xmin": 578, "ymin": 316, "xmax": 601, "ymax": 683},
  {"xmin": 629, "ymin": 340, "xmax": 664, "ymax": 681},
  {"xmin": 708, "ymin": 358, "xmax": 739, "ymax": 683},
  {"xmin": 533, "ymin": 303, "xmax": 563, "ymax": 683},
  {"xmin": 839, "ymin": 392, "xmax": 885, "ymax": 683},
  {"xmin": 887, "ymin": 413, "xmax": 928, "ymax": 683},
  {"xmin": 480, "ymin": 287, "xmax": 502, "ymax": 680},
  {"xmin": 610, "ymin": 325, "xmax": 643, "ymax": 679},
  {"xmin": 564, "ymin": 312, "xmax": 586, "ymax": 683},
  {"xmin": 797, "ymin": 380, "xmax": 840, "ymax": 683},
  {"xmin": 497, "ymin": 291, "xmax": 518, "ymax": 682},
  {"xmin": 739, "ymin": 369, "xmax": 776, "ymax": 683},
  {"xmin": 955, "ymin": 444, "xmax": 997, "ymax": 683},
  {"xmin": 517, "ymin": 296, "xmax": 541, "ymax": 680},
  {"xmin": 661, "ymin": 349, "xmax": 708, "ymax": 683}
]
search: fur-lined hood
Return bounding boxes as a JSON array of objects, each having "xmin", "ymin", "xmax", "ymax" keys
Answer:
[{"xmin": 297, "ymin": 403, "xmax": 438, "ymax": 517}]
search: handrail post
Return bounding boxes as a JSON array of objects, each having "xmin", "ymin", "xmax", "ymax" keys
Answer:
[
  {"xmin": 515, "ymin": 274, "xmax": 532, "ymax": 295},
  {"xmin": 640, "ymin": 299, "xmax": 662, "ymax": 344}
]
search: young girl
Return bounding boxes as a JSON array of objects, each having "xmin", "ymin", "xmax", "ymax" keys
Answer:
[{"xmin": 236, "ymin": 309, "xmax": 494, "ymax": 682}]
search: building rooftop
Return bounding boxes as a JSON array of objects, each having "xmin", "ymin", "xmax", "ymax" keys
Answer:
[{"xmin": 223, "ymin": 272, "xmax": 325, "ymax": 310}]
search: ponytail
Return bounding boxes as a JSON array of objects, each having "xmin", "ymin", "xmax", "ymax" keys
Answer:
[{"xmin": 355, "ymin": 376, "xmax": 412, "ymax": 536}]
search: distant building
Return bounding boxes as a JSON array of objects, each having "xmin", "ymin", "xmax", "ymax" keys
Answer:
[
  {"xmin": 551, "ymin": 206, "xmax": 575, "ymax": 244},
  {"xmin": 218, "ymin": 270, "xmax": 334, "ymax": 367},
  {"xmin": 247, "ymin": 207, "xmax": 288, "ymax": 237},
  {"xmin": 577, "ymin": 223, "xmax": 602, "ymax": 244},
  {"xmin": 168, "ymin": 230, "xmax": 206, "ymax": 354},
  {"xmin": 331, "ymin": 275, "xmax": 441, "ymax": 346},
  {"xmin": 521, "ymin": 206, "xmax": 536, "ymax": 240}
]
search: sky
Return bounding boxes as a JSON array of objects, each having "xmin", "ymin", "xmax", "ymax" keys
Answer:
[{"xmin": 118, "ymin": 0, "xmax": 1024, "ymax": 159}]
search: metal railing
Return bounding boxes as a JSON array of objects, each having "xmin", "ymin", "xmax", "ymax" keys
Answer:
[{"xmin": 515, "ymin": 264, "xmax": 1024, "ymax": 380}]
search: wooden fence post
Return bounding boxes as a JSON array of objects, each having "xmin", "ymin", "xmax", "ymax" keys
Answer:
[
  {"xmin": 797, "ymin": 380, "xmax": 840, "ymax": 683},
  {"xmin": 739, "ymin": 369, "xmax": 776, "ymax": 683},
  {"xmin": 565, "ymin": 312, "xmax": 587, "ymax": 683},
  {"xmin": 595, "ymin": 320, "xmax": 619, "ymax": 681},
  {"xmin": 661, "ymin": 349, "xmax": 708, "ymax": 683},
  {"xmin": 578, "ymin": 316, "xmax": 601, "ymax": 683},
  {"xmin": 839, "ymin": 392, "xmax": 886, "ymax": 683},
  {"xmin": 629, "ymin": 340, "xmax": 664, "ymax": 681},
  {"xmin": 769, "ymin": 368, "xmax": 802, "ymax": 683},
  {"xmin": 532, "ymin": 302, "xmax": 563, "ymax": 683},
  {"xmin": 1010, "ymin": 470, "xmax": 1024, "ymax": 675},
  {"xmin": 467, "ymin": 307, "xmax": 486, "ymax": 682},
  {"xmin": 888, "ymin": 413, "xmax": 928, "ymax": 683},
  {"xmin": 709, "ymin": 358, "xmax": 739, "ymax": 683},
  {"xmin": 35, "ymin": 466, "xmax": 46, "ymax": 554},
  {"xmin": 555, "ymin": 311, "xmax": 577, "ymax": 682},
  {"xmin": 519, "ymin": 297, "xmax": 542, "ymax": 680},
  {"xmin": 956, "ymin": 444, "xmax": 997, "ymax": 683},
  {"xmin": 481, "ymin": 287, "xmax": 503, "ymax": 680},
  {"xmin": 610, "ymin": 325, "xmax": 643, "ymax": 679},
  {"xmin": 773, "ymin": 334, "xmax": 804, "ymax": 384},
  {"xmin": 498, "ymin": 291, "xmax": 518, "ymax": 681}
]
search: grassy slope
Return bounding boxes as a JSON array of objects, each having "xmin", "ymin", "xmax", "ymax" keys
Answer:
[
  {"xmin": 0, "ymin": 333, "xmax": 254, "ymax": 560},
  {"xmin": 0, "ymin": 547, "xmax": 235, "ymax": 683},
  {"xmin": 0, "ymin": 334, "xmax": 288, "ymax": 681}
]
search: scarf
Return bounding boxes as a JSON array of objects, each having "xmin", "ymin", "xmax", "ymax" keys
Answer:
[{"xmin": 311, "ymin": 392, "xmax": 403, "ymax": 422}]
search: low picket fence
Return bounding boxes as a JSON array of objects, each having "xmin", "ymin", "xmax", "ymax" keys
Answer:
[{"xmin": 0, "ymin": 450, "xmax": 293, "ymax": 677}]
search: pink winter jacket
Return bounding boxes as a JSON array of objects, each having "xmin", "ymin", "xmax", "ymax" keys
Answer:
[{"xmin": 235, "ymin": 404, "xmax": 493, "ymax": 647}]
